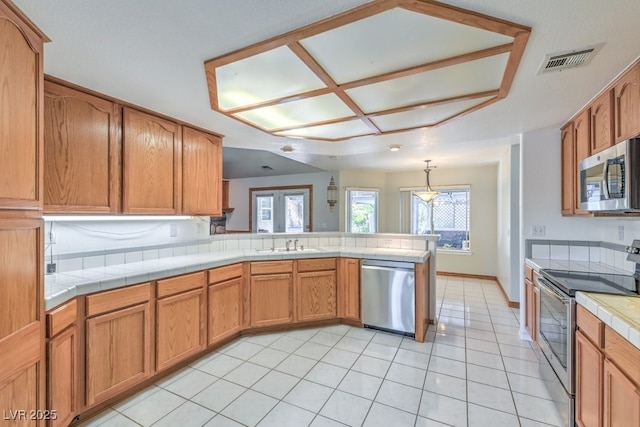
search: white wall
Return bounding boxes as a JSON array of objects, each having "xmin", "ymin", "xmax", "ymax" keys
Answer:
[
  {"xmin": 385, "ymin": 164, "xmax": 499, "ymax": 276},
  {"xmin": 225, "ymin": 172, "xmax": 340, "ymax": 232},
  {"xmin": 497, "ymin": 144, "xmax": 521, "ymax": 301}
]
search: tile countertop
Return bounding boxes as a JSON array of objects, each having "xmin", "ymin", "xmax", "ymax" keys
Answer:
[
  {"xmin": 45, "ymin": 246, "xmax": 430, "ymax": 311},
  {"xmin": 526, "ymin": 257, "xmax": 640, "ymax": 350}
]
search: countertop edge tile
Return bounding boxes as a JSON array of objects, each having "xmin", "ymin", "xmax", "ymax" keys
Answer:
[{"xmin": 576, "ymin": 292, "xmax": 640, "ymax": 350}]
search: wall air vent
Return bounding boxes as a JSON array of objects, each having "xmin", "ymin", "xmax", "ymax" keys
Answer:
[{"xmin": 538, "ymin": 44, "xmax": 604, "ymax": 74}]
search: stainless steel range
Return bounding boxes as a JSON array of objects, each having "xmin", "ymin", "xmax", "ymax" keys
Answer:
[{"xmin": 536, "ymin": 244, "xmax": 639, "ymax": 427}]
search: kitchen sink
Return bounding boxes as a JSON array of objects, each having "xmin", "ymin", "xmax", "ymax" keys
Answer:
[{"xmin": 256, "ymin": 247, "xmax": 321, "ymax": 253}]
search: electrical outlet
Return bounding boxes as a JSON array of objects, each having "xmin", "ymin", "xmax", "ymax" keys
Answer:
[
  {"xmin": 47, "ymin": 230, "xmax": 56, "ymax": 244},
  {"xmin": 46, "ymin": 263, "xmax": 56, "ymax": 274},
  {"xmin": 169, "ymin": 223, "xmax": 178, "ymax": 237},
  {"xmin": 531, "ymin": 225, "xmax": 546, "ymax": 237},
  {"xmin": 618, "ymin": 225, "xmax": 625, "ymax": 241}
]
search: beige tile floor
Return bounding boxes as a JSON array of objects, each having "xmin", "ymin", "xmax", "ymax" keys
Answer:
[{"xmin": 78, "ymin": 276, "xmax": 563, "ymax": 427}]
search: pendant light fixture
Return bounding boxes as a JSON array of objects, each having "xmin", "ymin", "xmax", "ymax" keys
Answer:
[{"xmin": 414, "ymin": 160, "xmax": 440, "ymax": 203}]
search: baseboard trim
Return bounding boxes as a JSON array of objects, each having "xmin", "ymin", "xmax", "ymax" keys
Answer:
[{"xmin": 436, "ymin": 271, "xmax": 520, "ymax": 308}]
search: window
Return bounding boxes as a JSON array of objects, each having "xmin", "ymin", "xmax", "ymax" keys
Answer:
[
  {"xmin": 251, "ymin": 186, "xmax": 311, "ymax": 233},
  {"xmin": 410, "ymin": 186, "xmax": 470, "ymax": 251},
  {"xmin": 346, "ymin": 188, "xmax": 379, "ymax": 233}
]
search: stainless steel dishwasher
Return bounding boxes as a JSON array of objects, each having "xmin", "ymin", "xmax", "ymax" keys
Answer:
[{"xmin": 361, "ymin": 259, "xmax": 415, "ymax": 336}]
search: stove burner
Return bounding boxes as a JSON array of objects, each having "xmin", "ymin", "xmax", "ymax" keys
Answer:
[{"xmin": 540, "ymin": 269, "xmax": 638, "ymax": 297}]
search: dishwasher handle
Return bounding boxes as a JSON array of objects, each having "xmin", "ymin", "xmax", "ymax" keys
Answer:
[{"xmin": 361, "ymin": 259, "xmax": 414, "ymax": 270}]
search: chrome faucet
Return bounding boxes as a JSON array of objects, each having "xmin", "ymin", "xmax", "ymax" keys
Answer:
[
  {"xmin": 294, "ymin": 239, "xmax": 298, "ymax": 250},
  {"xmin": 286, "ymin": 239, "xmax": 293, "ymax": 251}
]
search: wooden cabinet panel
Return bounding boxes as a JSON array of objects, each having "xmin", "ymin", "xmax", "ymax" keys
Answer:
[
  {"xmin": 209, "ymin": 263, "xmax": 243, "ymax": 285},
  {"xmin": 605, "ymin": 325, "xmax": 640, "ymax": 385},
  {"xmin": 577, "ymin": 305, "xmax": 604, "ymax": 348},
  {"xmin": 208, "ymin": 277, "xmax": 242, "ymax": 344},
  {"xmin": 47, "ymin": 326, "xmax": 77, "ymax": 427},
  {"xmin": 222, "ymin": 180, "xmax": 231, "ymax": 211},
  {"xmin": 0, "ymin": 219, "xmax": 43, "ymax": 340},
  {"xmin": 614, "ymin": 63, "xmax": 640, "ymax": 142},
  {"xmin": 297, "ymin": 270, "xmax": 336, "ymax": 322},
  {"xmin": 574, "ymin": 110, "xmax": 591, "ymax": 215},
  {"xmin": 338, "ymin": 258, "xmax": 360, "ymax": 321},
  {"xmin": 122, "ymin": 108, "xmax": 181, "ymax": 214},
  {"xmin": 524, "ymin": 278, "xmax": 538, "ymax": 342},
  {"xmin": 46, "ymin": 299, "xmax": 77, "ymax": 339},
  {"xmin": 156, "ymin": 288, "xmax": 205, "ymax": 371},
  {"xmin": 251, "ymin": 260, "xmax": 293, "ymax": 275},
  {"xmin": 44, "ymin": 81, "xmax": 120, "ymax": 213},
  {"xmin": 85, "ymin": 302, "xmax": 152, "ymax": 406},
  {"xmin": 576, "ymin": 330, "xmax": 603, "ymax": 427},
  {"xmin": 591, "ymin": 90, "xmax": 614, "ymax": 155},
  {"xmin": 603, "ymin": 359, "xmax": 640, "ymax": 427},
  {"xmin": 0, "ymin": 3, "xmax": 44, "ymax": 210},
  {"xmin": 157, "ymin": 271, "xmax": 205, "ymax": 298},
  {"xmin": 0, "ymin": 363, "xmax": 40, "ymax": 427},
  {"xmin": 561, "ymin": 122, "xmax": 575, "ymax": 216},
  {"xmin": 86, "ymin": 282, "xmax": 150, "ymax": 317},
  {"xmin": 297, "ymin": 258, "xmax": 336, "ymax": 273},
  {"xmin": 250, "ymin": 274, "xmax": 293, "ymax": 327},
  {"xmin": 182, "ymin": 126, "xmax": 222, "ymax": 216}
]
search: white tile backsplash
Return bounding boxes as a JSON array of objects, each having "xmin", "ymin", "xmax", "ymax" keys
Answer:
[
  {"xmin": 125, "ymin": 251, "xmax": 143, "ymax": 264},
  {"xmin": 173, "ymin": 246, "xmax": 186, "ymax": 256},
  {"xmin": 569, "ymin": 246, "xmax": 589, "ymax": 262},
  {"xmin": 59, "ymin": 257, "xmax": 83, "ymax": 272},
  {"xmin": 238, "ymin": 239, "xmax": 251, "ymax": 249},
  {"xmin": 356, "ymin": 238, "xmax": 367, "ymax": 247},
  {"xmin": 604, "ymin": 248, "xmax": 615, "ymax": 266},
  {"xmin": 106, "ymin": 253, "xmax": 125, "ymax": 266},
  {"xmin": 186, "ymin": 245, "xmax": 199, "ymax": 255},
  {"xmin": 589, "ymin": 246, "xmax": 600, "ymax": 263},
  {"xmin": 143, "ymin": 249, "xmax": 159, "ymax": 261},
  {"xmin": 84, "ymin": 255, "xmax": 106, "ymax": 269},
  {"xmin": 531, "ymin": 244, "xmax": 549, "ymax": 259},
  {"xmin": 159, "ymin": 248, "xmax": 173, "ymax": 259},
  {"xmin": 549, "ymin": 245, "xmax": 569, "ymax": 260}
]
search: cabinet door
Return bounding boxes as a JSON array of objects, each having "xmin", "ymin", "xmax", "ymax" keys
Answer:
[
  {"xmin": 561, "ymin": 122, "xmax": 575, "ymax": 216},
  {"xmin": 576, "ymin": 330, "xmax": 603, "ymax": 427},
  {"xmin": 208, "ymin": 277, "xmax": 242, "ymax": 344},
  {"xmin": 0, "ymin": 3, "xmax": 44, "ymax": 210},
  {"xmin": 85, "ymin": 302, "xmax": 152, "ymax": 406},
  {"xmin": 182, "ymin": 126, "xmax": 222, "ymax": 215},
  {"xmin": 614, "ymin": 63, "xmax": 640, "ymax": 142},
  {"xmin": 156, "ymin": 289, "xmax": 205, "ymax": 371},
  {"xmin": 44, "ymin": 81, "xmax": 121, "ymax": 213},
  {"xmin": 591, "ymin": 90, "xmax": 614, "ymax": 155},
  {"xmin": 47, "ymin": 326, "xmax": 77, "ymax": 427},
  {"xmin": 338, "ymin": 258, "xmax": 360, "ymax": 321},
  {"xmin": 574, "ymin": 110, "xmax": 591, "ymax": 215},
  {"xmin": 603, "ymin": 359, "xmax": 640, "ymax": 427},
  {"xmin": 297, "ymin": 270, "xmax": 336, "ymax": 322},
  {"xmin": 122, "ymin": 108, "xmax": 181, "ymax": 214},
  {"xmin": 250, "ymin": 274, "xmax": 293, "ymax": 327}
]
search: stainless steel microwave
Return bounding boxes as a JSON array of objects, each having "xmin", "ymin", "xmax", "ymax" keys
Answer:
[{"xmin": 579, "ymin": 138, "xmax": 640, "ymax": 212}]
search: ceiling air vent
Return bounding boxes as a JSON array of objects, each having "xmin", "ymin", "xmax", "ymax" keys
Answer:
[{"xmin": 538, "ymin": 44, "xmax": 604, "ymax": 74}]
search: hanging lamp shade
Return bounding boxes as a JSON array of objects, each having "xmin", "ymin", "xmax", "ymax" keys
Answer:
[
  {"xmin": 414, "ymin": 160, "xmax": 440, "ymax": 203},
  {"xmin": 327, "ymin": 175, "xmax": 338, "ymax": 211}
]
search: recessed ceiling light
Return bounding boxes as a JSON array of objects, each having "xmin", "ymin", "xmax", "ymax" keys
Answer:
[
  {"xmin": 281, "ymin": 145, "xmax": 294, "ymax": 153},
  {"xmin": 389, "ymin": 144, "xmax": 401, "ymax": 152}
]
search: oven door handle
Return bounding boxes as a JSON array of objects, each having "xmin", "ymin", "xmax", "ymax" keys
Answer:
[{"xmin": 537, "ymin": 276, "xmax": 570, "ymax": 304}]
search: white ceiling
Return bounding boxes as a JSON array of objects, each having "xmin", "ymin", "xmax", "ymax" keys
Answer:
[{"xmin": 13, "ymin": 0, "xmax": 640, "ymax": 173}]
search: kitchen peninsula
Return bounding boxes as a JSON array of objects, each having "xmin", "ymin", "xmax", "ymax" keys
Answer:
[{"xmin": 43, "ymin": 232, "xmax": 436, "ymax": 425}]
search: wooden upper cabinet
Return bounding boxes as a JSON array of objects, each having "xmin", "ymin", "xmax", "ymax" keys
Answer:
[
  {"xmin": 44, "ymin": 81, "xmax": 121, "ymax": 213},
  {"xmin": 573, "ymin": 110, "xmax": 591, "ymax": 216},
  {"xmin": 182, "ymin": 126, "xmax": 222, "ymax": 216},
  {"xmin": 590, "ymin": 90, "xmax": 614, "ymax": 154},
  {"xmin": 614, "ymin": 62, "xmax": 640, "ymax": 142},
  {"xmin": 122, "ymin": 108, "xmax": 181, "ymax": 214},
  {"xmin": 0, "ymin": 2, "xmax": 44, "ymax": 210},
  {"xmin": 561, "ymin": 122, "xmax": 575, "ymax": 216}
]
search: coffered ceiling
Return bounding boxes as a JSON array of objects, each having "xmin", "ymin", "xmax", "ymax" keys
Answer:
[
  {"xmin": 12, "ymin": 0, "xmax": 640, "ymax": 173},
  {"xmin": 205, "ymin": 0, "xmax": 529, "ymax": 141}
]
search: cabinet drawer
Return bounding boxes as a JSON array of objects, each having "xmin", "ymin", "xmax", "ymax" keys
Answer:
[
  {"xmin": 251, "ymin": 260, "xmax": 293, "ymax": 275},
  {"xmin": 86, "ymin": 283, "xmax": 151, "ymax": 317},
  {"xmin": 577, "ymin": 305, "xmax": 604, "ymax": 348},
  {"xmin": 209, "ymin": 263, "xmax": 243, "ymax": 284},
  {"xmin": 297, "ymin": 258, "xmax": 337, "ymax": 272},
  {"xmin": 605, "ymin": 325, "xmax": 640, "ymax": 385},
  {"xmin": 47, "ymin": 299, "xmax": 77, "ymax": 339},
  {"xmin": 157, "ymin": 271, "xmax": 205, "ymax": 298},
  {"xmin": 525, "ymin": 265, "xmax": 533, "ymax": 281}
]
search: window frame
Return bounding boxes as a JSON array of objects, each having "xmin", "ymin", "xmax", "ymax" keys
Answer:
[
  {"xmin": 345, "ymin": 187, "xmax": 379, "ymax": 233},
  {"xmin": 249, "ymin": 185, "xmax": 313, "ymax": 233},
  {"xmin": 404, "ymin": 184, "xmax": 471, "ymax": 253}
]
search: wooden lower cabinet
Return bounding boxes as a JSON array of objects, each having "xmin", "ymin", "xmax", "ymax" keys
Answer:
[
  {"xmin": 85, "ymin": 284, "xmax": 152, "ymax": 407},
  {"xmin": 338, "ymin": 258, "xmax": 360, "ymax": 321},
  {"xmin": 208, "ymin": 277, "xmax": 242, "ymax": 344},
  {"xmin": 297, "ymin": 270, "xmax": 336, "ymax": 322},
  {"xmin": 524, "ymin": 276, "xmax": 538, "ymax": 342},
  {"xmin": 156, "ymin": 272, "xmax": 206, "ymax": 371},
  {"xmin": 250, "ymin": 274, "xmax": 293, "ymax": 327},
  {"xmin": 47, "ymin": 326, "xmax": 77, "ymax": 427},
  {"xmin": 576, "ymin": 330, "xmax": 603, "ymax": 427},
  {"xmin": 603, "ymin": 359, "xmax": 640, "ymax": 427}
]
